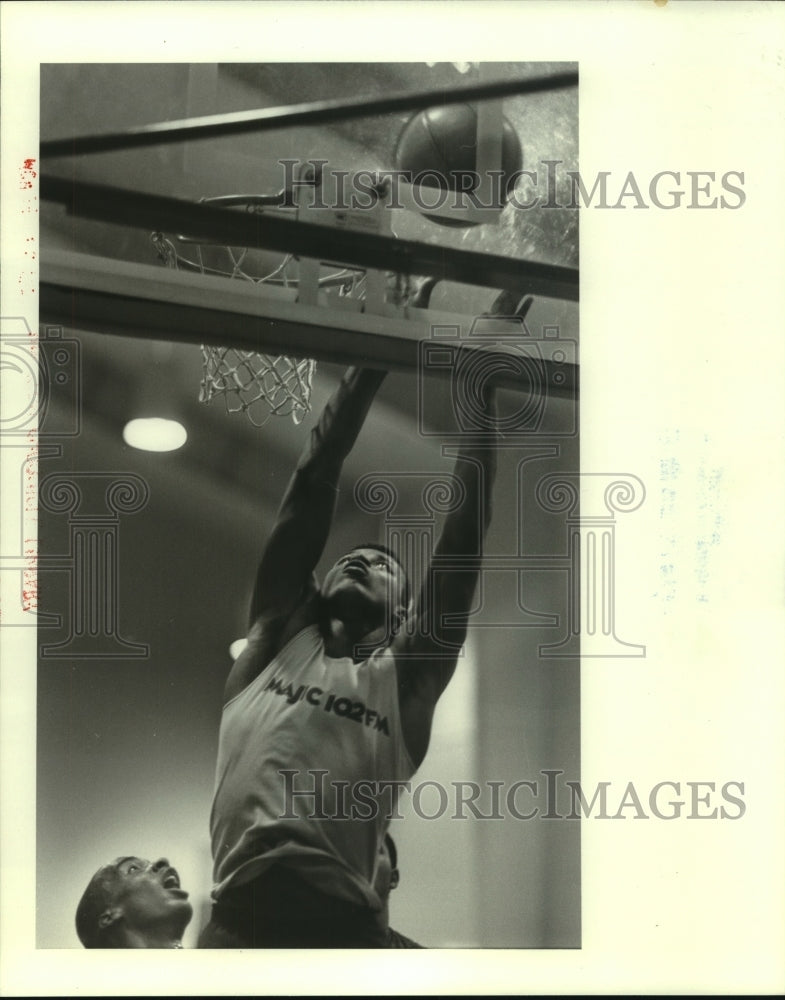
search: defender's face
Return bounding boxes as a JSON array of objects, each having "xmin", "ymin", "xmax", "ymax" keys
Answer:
[
  {"xmin": 108, "ymin": 856, "xmax": 192, "ymax": 931},
  {"xmin": 322, "ymin": 547, "xmax": 407, "ymax": 616}
]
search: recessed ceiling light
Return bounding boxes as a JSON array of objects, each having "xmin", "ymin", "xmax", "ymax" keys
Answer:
[{"xmin": 123, "ymin": 417, "xmax": 187, "ymax": 452}]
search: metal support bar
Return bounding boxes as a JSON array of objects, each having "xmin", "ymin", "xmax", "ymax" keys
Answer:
[
  {"xmin": 40, "ymin": 174, "xmax": 579, "ymax": 301},
  {"xmin": 40, "ymin": 71, "xmax": 578, "ymax": 158},
  {"xmin": 40, "ymin": 250, "xmax": 578, "ymax": 400}
]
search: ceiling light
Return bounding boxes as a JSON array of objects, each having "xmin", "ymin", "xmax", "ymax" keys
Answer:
[{"xmin": 123, "ymin": 417, "xmax": 187, "ymax": 452}]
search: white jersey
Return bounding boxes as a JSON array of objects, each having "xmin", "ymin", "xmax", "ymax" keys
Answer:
[{"xmin": 210, "ymin": 625, "xmax": 416, "ymax": 909}]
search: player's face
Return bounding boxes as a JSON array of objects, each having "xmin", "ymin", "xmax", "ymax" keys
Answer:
[
  {"xmin": 108, "ymin": 856, "xmax": 192, "ymax": 933},
  {"xmin": 323, "ymin": 548, "xmax": 407, "ymax": 616}
]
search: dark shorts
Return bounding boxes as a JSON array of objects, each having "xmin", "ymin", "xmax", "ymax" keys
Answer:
[{"xmin": 197, "ymin": 864, "xmax": 390, "ymax": 949}]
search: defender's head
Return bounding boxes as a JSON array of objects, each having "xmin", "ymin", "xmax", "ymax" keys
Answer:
[
  {"xmin": 75, "ymin": 856, "xmax": 192, "ymax": 949},
  {"xmin": 321, "ymin": 543, "xmax": 410, "ymax": 634}
]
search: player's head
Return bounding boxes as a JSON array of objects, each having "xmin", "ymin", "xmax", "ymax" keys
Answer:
[
  {"xmin": 321, "ymin": 543, "xmax": 410, "ymax": 632},
  {"xmin": 75, "ymin": 856, "xmax": 192, "ymax": 949}
]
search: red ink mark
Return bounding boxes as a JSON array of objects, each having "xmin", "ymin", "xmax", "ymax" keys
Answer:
[
  {"xmin": 22, "ymin": 565, "xmax": 38, "ymax": 611},
  {"xmin": 20, "ymin": 157, "xmax": 37, "ymax": 190},
  {"xmin": 25, "ymin": 480, "xmax": 37, "ymax": 512},
  {"xmin": 23, "ymin": 538, "xmax": 38, "ymax": 611}
]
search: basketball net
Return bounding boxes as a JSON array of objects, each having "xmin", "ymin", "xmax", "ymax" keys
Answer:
[
  {"xmin": 151, "ymin": 199, "xmax": 326, "ymax": 426},
  {"xmin": 151, "ymin": 184, "xmax": 403, "ymax": 425}
]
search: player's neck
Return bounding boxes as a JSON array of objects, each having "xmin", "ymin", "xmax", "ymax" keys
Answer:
[{"xmin": 322, "ymin": 616, "xmax": 387, "ymax": 660}]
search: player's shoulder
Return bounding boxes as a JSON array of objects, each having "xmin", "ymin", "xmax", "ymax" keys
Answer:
[
  {"xmin": 224, "ymin": 600, "xmax": 321, "ymax": 706},
  {"xmin": 249, "ymin": 597, "xmax": 319, "ymax": 655}
]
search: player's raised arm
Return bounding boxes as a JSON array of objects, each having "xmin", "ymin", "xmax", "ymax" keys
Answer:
[
  {"xmin": 248, "ymin": 366, "xmax": 387, "ymax": 627},
  {"xmin": 393, "ymin": 376, "xmax": 498, "ymax": 766}
]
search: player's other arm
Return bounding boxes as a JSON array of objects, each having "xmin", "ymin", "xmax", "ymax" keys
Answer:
[{"xmin": 394, "ymin": 383, "xmax": 498, "ymax": 766}]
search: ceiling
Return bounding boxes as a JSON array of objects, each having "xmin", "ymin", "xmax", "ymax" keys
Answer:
[{"xmin": 39, "ymin": 61, "xmax": 578, "ymax": 505}]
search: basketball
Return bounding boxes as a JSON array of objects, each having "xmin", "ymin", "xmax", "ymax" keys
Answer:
[{"xmin": 394, "ymin": 103, "xmax": 523, "ymax": 226}]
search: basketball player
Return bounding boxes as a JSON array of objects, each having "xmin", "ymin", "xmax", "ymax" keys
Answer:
[
  {"xmin": 75, "ymin": 856, "xmax": 192, "ymax": 948},
  {"xmin": 199, "ymin": 364, "xmax": 497, "ymax": 947},
  {"xmin": 73, "ymin": 840, "xmax": 416, "ymax": 948}
]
